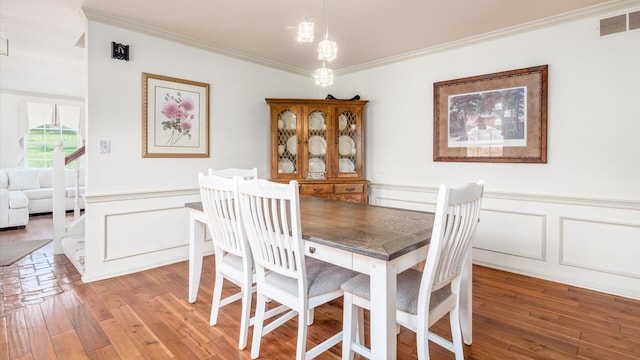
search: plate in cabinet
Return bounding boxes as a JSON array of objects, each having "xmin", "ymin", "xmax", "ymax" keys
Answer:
[
  {"xmin": 338, "ymin": 114, "xmax": 348, "ymax": 130},
  {"xmin": 339, "ymin": 158, "xmax": 355, "ymax": 172},
  {"xmin": 282, "ymin": 111, "xmax": 296, "ymax": 129},
  {"xmin": 278, "ymin": 158, "xmax": 294, "ymax": 173},
  {"xmin": 338, "ymin": 136, "xmax": 355, "ymax": 156},
  {"xmin": 287, "ymin": 135, "xmax": 298, "ymax": 154},
  {"xmin": 308, "ymin": 136, "xmax": 326, "ymax": 155},
  {"xmin": 309, "ymin": 158, "xmax": 326, "ymax": 172},
  {"xmin": 309, "ymin": 112, "xmax": 325, "ymax": 130}
]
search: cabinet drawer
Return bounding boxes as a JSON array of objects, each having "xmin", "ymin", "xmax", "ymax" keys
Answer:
[
  {"xmin": 334, "ymin": 184, "xmax": 364, "ymax": 194},
  {"xmin": 300, "ymin": 184, "xmax": 334, "ymax": 195}
]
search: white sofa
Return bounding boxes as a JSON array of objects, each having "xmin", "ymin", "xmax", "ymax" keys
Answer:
[{"xmin": 0, "ymin": 168, "xmax": 85, "ymax": 229}]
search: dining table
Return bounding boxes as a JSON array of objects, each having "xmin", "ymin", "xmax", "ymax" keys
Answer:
[{"xmin": 185, "ymin": 195, "xmax": 473, "ymax": 360}]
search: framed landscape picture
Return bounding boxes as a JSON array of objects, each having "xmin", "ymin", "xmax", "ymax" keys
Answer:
[
  {"xmin": 433, "ymin": 65, "xmax": 548, "ymax": 163},
  {"xmin": 142, "ymin": 72, "xmax": 210, "ymax": 158}
]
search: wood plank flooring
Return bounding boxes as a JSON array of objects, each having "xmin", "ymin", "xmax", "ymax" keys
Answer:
[{"xmin": 2, "ymin": 215, "xmax": 640, "ymax": 359}]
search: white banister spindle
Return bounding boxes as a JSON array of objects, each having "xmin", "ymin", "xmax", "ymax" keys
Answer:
[
  {"xmin": 74, "ymin": 162, "xmax": 80, "ymax": 220},
  {"xmin": 52, "ymin": 140, "xmax": 66, "ymax": 254}
]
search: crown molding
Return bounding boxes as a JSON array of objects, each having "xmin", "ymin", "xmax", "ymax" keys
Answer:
[{"xmin": 336, "ymin": 0, "xmax": 640, "ymax": 75}]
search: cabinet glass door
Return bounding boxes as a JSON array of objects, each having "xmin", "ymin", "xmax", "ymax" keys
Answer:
[
  {"xmin": 337, "ymin": 110, "xmax": 358, "ymax": 175},
  {"xmin": 276, "ymin": 109, "xmax": 298, "ymax": 176},
  {"xmin": 306, "ymin": 110, "xmax": 327, "ymax": 179}
]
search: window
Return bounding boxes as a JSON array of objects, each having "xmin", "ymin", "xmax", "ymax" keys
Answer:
[{"xmin": 25, "ymin": 102, "xmax": 82, "ymax": 168}]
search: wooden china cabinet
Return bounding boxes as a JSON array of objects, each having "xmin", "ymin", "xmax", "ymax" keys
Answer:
[{"xmin": 266, "ymin": 98, "xmax": 369, "ymax": 204}]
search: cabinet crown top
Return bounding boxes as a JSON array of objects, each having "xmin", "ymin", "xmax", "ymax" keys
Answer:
[{"xmin": 265, "ymin": 98, "xmax": 368, "ymax": 105}]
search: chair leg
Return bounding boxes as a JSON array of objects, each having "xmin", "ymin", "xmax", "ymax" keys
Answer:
[
  {"xmin": 251, "ymin": 293, "xmax": 267, "ymax": 359},
  {"xmin": 342, "ymin": 293, "xmax": 356, "ymax": 360},
  {"xmin": 297, "ymin": 308, "xmax": 308, "ymax": 360},
  {"xmin": 238, "ymin": 279, "xmax": 252, "ymax": 350},
  {"xmin": 307, "ymin": 307, "xmax": 315, "ymax": 325},
  {"xmin": 450, "ymin": 305, "xmax": 464, "ymax": 360},
  {"xmin": 210, "ymin": 272, "xmax": 224, "ymax": 326},
  {"xmin": 416, "ymin": 320, "xmax": 429, "ymax": 360}
]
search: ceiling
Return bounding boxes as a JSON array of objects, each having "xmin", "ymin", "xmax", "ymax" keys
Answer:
[{"xmin": 0, "ymin": 0, "xmax": 633, "ymax": 77}]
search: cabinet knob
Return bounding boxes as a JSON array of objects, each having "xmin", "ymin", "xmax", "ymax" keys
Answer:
[
  {"xmin": 345, "ymin": 187, "xmax": 355, "ymax": 192},
  {"xmin": 313, "ymin": 188, "xmax": 323, "ymax": 192},
  {"xmin": 308, "ymin": 247, "xmax": 316, "ymax": 254}
]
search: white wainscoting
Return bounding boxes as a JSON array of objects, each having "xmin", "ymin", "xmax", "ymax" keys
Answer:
[
  {"xmin": 370, "ymin": 183, "xmax": 640, "ymax": 300},
  {"xmin": 560, "ymin": 217, "xmax": 640, "ymax": 279},
  {"xmin": 104, "ymin": 207, "xmax": 189, "ymax": 261},
  {"xmin": 474, "ymin": 209, "xmax": 546, "ymax": 261},
  {"xmin": 82, "ymin": 189, "xmax": 214, "ymax": 283}
]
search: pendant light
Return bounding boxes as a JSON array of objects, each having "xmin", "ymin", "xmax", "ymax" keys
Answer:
[
  {"xmin": 317, "ymin": 0, "xmax": 337, "ymax": 62},
  {"xmin": 297, "ymin": 18, "xmax": 314, "ymax": 43},
  {"xmin": 296, "ymin": 0, "xmax": 314, "ymax": 43},
  {"xmin": 314, "ymin": 62, "xmax": 334, "ymax": 87}
]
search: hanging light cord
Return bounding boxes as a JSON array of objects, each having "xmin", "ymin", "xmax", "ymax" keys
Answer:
[{"xmin": 324, "ymin": 0, "xmax": 329, "ymax": 40}]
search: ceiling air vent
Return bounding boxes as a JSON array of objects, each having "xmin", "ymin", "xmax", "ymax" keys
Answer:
[
  {"xmin": 599, "ymin": 14, "xmax": 627, "ymax": 36},
  {"xmin": 629, "ymin": 10, "xmax": 640, "ymax": 31}
]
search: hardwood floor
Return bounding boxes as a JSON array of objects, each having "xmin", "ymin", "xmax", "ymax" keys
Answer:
[{"xmin": 2, "ymin": 216, "xmax": 640, "ymax": 359}]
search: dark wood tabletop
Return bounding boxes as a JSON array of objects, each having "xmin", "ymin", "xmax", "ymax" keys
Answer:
[{"xmin": 185, "ymin": 195, "xmax": 434, "ymax": 261}]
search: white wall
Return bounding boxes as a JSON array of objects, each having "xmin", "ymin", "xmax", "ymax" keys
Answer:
[
  {"xmin": 82, "ymin": 20, "xmax": 317, "ymax": 281},
  {"xmin": 333, "ymin": 11, "xmax": 640, "ymax": 298}
]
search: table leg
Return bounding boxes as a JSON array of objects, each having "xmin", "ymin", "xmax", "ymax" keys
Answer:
[
  {"xmin": 369, "ymin": 261, "xmax": 397, "ymax": 360},
  {"xmin": 459, "ymin": 252, "xmax": 473, "ymax": 344},
  {"xmin": 189, "ymin": 210, "xmax": 206, "ymax": 303}
]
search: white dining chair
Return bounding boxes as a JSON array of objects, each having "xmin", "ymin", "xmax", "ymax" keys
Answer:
[
  {"xmin": 237, "ymin": 178, "xmax": 358, "ymax": 360},
  {"xmin": 341, "ymin": 180, "xmax": 484, "ymax": 360},
  {"xmin": 198, "ymin": 173, "xmax": 255, "ymax": 350}
]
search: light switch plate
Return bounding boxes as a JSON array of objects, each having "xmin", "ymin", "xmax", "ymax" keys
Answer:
[{"xmin": 100, "ymin": 139, "xmax": 111, "ymax": 154}]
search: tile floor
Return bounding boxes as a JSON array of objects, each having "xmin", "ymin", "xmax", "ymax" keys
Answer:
[{"xmin": 0, "ymin": 213, "xmax": 83, "ymax": 317}]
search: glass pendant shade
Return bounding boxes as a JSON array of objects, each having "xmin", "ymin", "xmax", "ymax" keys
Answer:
[
  {"xmin": 314, "ymin": 65, "xmax": 334, "ymax": 87},
  {"xmin": 317, "ymin": 39, "xmax": 337, "ymax": 62},
  {"xmin": 296, "ymin": 20, "xmax": 314, "ymax": 43}
]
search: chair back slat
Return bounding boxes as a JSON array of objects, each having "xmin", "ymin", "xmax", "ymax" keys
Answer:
[
  {"xmin": 423, "ymin": 181, "xmax": 484, "ymax": 294},
  {"xmin": 198, "ymin": 174, "xmax": 246, "ymax": 258},
  {"xmin": 238, "ymin": 179, "xmax": 303, "ymax": 280}
]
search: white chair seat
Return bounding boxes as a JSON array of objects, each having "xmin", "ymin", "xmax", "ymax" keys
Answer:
[
  {"xmin": 341, "ymin": 270, "xmax": 452, "ymax": 315},
  {"xmin": 265, "ymin": 257, "xmax": 357, "ymax": 298}
]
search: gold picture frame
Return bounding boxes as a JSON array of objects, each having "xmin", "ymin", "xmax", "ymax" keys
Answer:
[
  {"xmin": 142, "ymin": 72, "xmax": 210, "ymax": 158},
  {"xmin": 433, "ymin": 65, "xmax": 548, "ymax": 163}
]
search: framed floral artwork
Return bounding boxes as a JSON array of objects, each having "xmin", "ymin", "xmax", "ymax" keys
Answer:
[
  {"xmin": 142, "ymin": 72, "xmax": 210, "ymax": 158},
  {"xmin": 433, "ymin": 65, "xmax": 548, "ymax": 163}
]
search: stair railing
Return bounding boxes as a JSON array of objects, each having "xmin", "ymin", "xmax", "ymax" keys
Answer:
[{"xmin": 52, "ymin": 141, "xmax": 85, "ymax": 254}]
